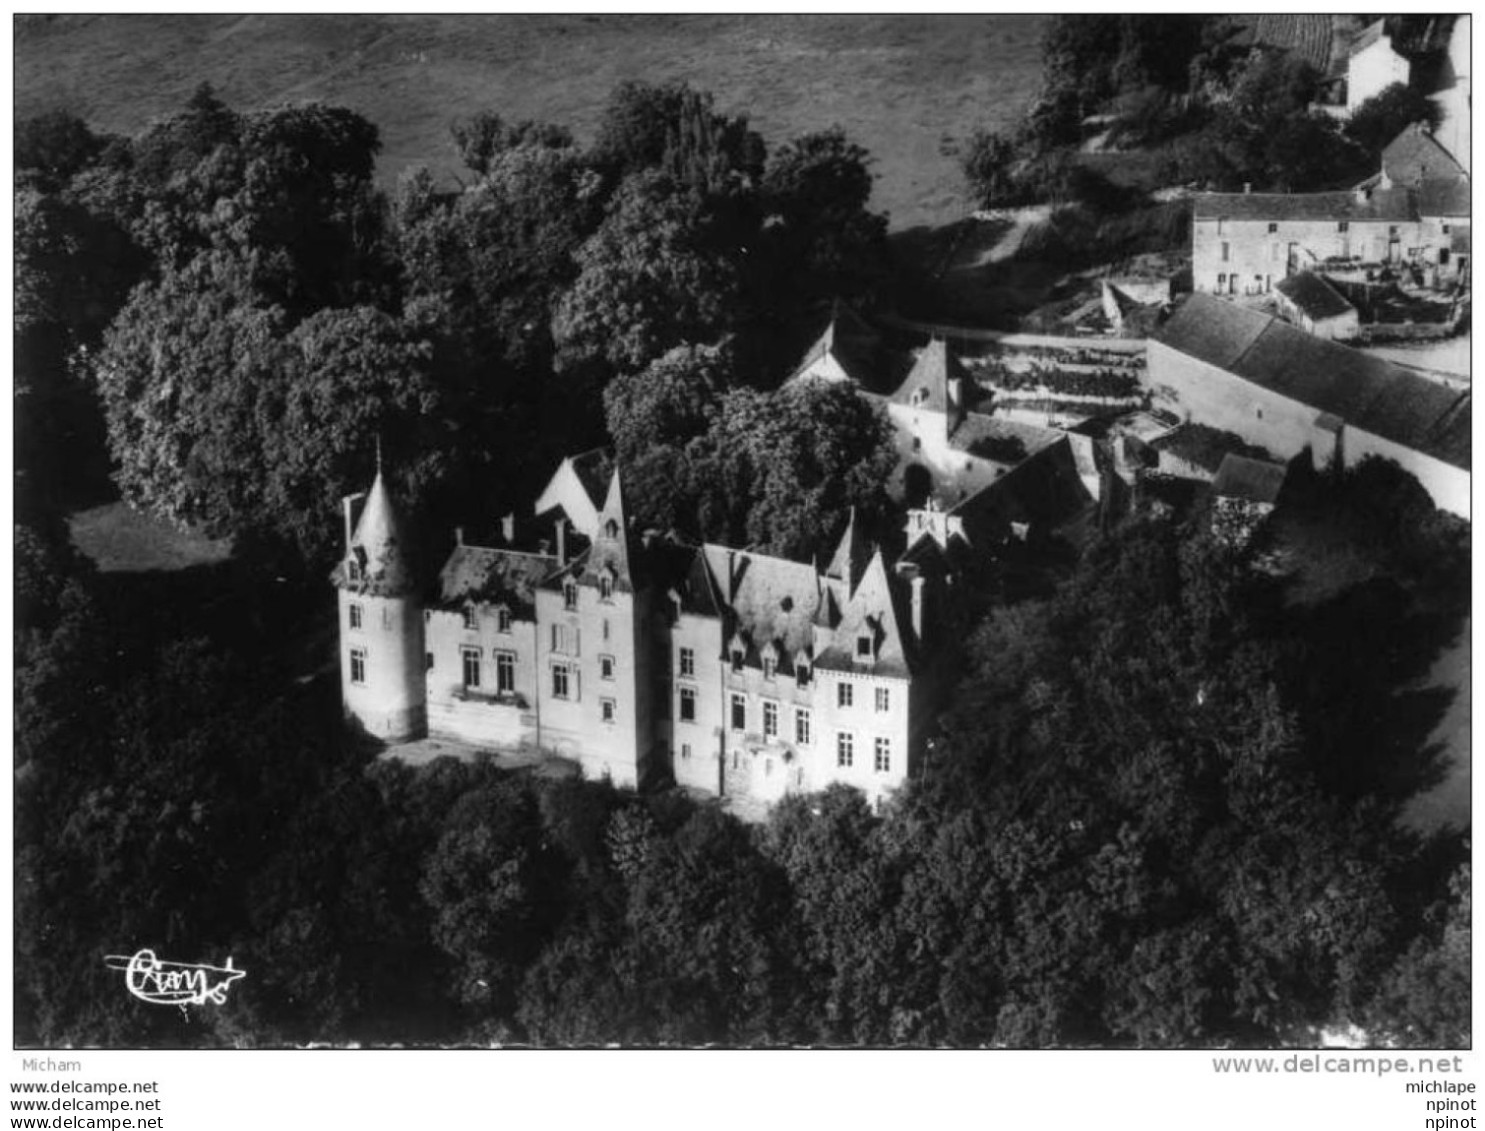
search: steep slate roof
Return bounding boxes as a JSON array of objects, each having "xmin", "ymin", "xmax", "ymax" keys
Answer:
[
  {"xmin": 1211, "ymin": 455, "xmax": 1288, "ymax": 506},
  {"xmin": 1156, "ymin": 294, "xmax": 1471, "ymax": 470},
  {"xmin": 701, "ymin": 544, "xmax": 823, "ymax": 661},
  {"xmin": 1276, "ymin": 271, "xmax": 1356, "ymax": 322},
  {"xmin": 813, "ymin": 550, "xmax": 914, "ymax": 678},
  {"xmin": 570, "ymin": 448, "xmax": 616, "ymax": 512},
  {"xmin": 788, "ymin": 301, "xmax": 905, "ymax": 391},
  {"xmin": 436, "ymin": 545, "xmax": 556, "ymax": 616},
  {"xmin": 888, "ymin": 339, "xmax": 973, "ymax": 415},
  {"xmin": 336, "ymin": 470, "xmax": 416, "ymax": 596},
  {"xmin": 1193, "ymin": 187, "xmax": 1417, "ymax": 223},
  {"xmin": 823, "ymin": 507, "xmax": 868, "ymax": 595}
]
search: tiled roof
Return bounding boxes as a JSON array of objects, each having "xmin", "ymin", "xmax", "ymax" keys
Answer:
[
  {"xmin": 1150, "ymin": 422, "xmax": 1274, "ymax": 474},
  {"xmin": 1211, "ymin": 454, "xmax": 1288, "ymax": 505},
  {"xmin": 1382, "ymin": 123, "xmax": 1467, "ymax": 186},
  {"xmin": 436, "ymin": 544, "xmax": 556, "ymax": 616},
  {"xmin": 1193, "ymin": 187, "xmax": 1417, "ymax": 223},
  {"xmin": 1417, "ymin": 176, "xmax": 1471, "ymax": 218},
  {"xmin": 1153, "ymin": 292, "xmax": 1272, "ymax": 370},
  {"xmin": 1276, "ymin": 271, "xmax": 1356, "ymax": 322},
  {"xmin": 701, "ymin": 544, "xmax": 823, "ymax": 661},
  {"xmin": 949, "ymin": 412, "xmax": 1067, "ymax": 462},
  {"xmin": 1156, "ymin": 294, "xmax": 1471, "ymax": 470}
]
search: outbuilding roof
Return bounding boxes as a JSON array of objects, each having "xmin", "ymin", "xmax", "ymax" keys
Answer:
[
  {"xmin": 1155, "ymin": 294, "xmax": 1471, "ymax": 470},
  {"xmin": 1211, "ymin": 454, "xmax": 1288, "ymax": 506},
  {"xmin": 1276, "ymin": 271, "xmax": 1356, "ymax": 322}
]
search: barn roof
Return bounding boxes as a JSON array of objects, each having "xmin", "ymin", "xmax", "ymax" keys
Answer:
[
  {"xmin": 1155, "ymin": 294, "xmax": 1471, "ymax": 470},
  {"xmin": 1211, "ymin": 454, "xmax": 1288, "ymax": 505}
]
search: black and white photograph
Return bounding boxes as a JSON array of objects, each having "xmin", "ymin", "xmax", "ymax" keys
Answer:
[{"xmin": 10, "ymin": 8, "xmax": 1474, "ymax": 1124}]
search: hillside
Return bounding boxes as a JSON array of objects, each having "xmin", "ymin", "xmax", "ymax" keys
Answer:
[{"xmin": 14, "ymin": 12, "xmax": 1047, "ymax": 231}]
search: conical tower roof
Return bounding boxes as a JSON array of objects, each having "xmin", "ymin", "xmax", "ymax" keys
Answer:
[{"xmin": 345, "ymin": 469, "xmax": 416, "ymax": 596}]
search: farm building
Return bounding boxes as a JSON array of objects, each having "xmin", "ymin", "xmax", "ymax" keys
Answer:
[
  {"xmin": 1274, "ymin": 272, "xmax": 1360, "ymax": 340},
  {"xmin": 1147, "ymin": 294, "xmax": 1470, "ymax": 520}
]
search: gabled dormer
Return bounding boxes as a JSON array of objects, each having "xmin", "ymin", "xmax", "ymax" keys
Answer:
[
  {"xmin": 727, "ymin": 630, "xmax": 748, "ymax": 674},
  {"xmin": 760, "ymin": 639, "xmax": 780, "ymax": 680},
  {"xmin": 794, "ymin": 648, "xmax": 813, "ymax": 689}
]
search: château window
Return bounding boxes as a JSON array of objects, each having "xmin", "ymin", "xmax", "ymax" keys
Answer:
[
  {"xmin": 599, "ymin": 575, "xmax": 614, "ymax": 601},
  {"xmin": 496, "ymin": 607, "xmax": 512, "ymax": 634},
  {"xmin": 796, "ymin": 663, "xmax": 811, "ymax": 688},
  {"xmin": 731, "ymin": 647, "xmax": 745, "ymax": 673},
  {"xmin": 875, "ymin": 737, "xmax": 891, "ymax": 773},
  {"xmin": 1220, "ymin": 241, "xmax": 1230, "ymax": 262},
  {"xmin": 763, "ymin": 656, "xmax": 776, "ymax": 681},
  {"xmin": 563, "ymin": 580, "xmax": 578, "ymax": 610},
  {"xmin": 680, "ymin": 686, "xmax": 697, "ymax": 722},
  {"xmin": 600, "ymin": 654, "xmax": 615, "ymax": 681},
  {"xmin": 681, "ymin": 743, "xmax": 692, "ymax": 761},
  {"xmin": 679, "ymin": 646, "xmax": 695, "ymax": 677},
  {"xmin": 496, "ymin": 651, "xmax": 515, "ymax": 694},
  {"xmin": 462, "ymin": 607, "xmax": 478, "ymax": 631},
  {"xmin": 856, "ymin": 634, "xmax": 872, "ymax": 659},
  {"xmin": 875, "ymin": 687, "xmax": 890, "ymax": 713},
  {"xmin": 795, "ymin": 708, "xmax": 812, "ymax": 746},
  {"xmin": 347, "ymin": 559, "xmax": 361, "ymax": 583},
  {"xmin": 837, "ymin": 732, "xmax": 854, "ymax": 768},
  {"xmin": 462, "ymin": 647, "xmax": 482, "ymax": 689},
  {"xmin": 1267, "ymin": 222, "xmax": 1278, "ymax": 234},
  {"xmin": 838, "ymin": 682, "xmax": 853, "ymax": 709},
  {"xmin": 551, "ymin": 624, "xmax": 578, "ymax": 655},
  {"xmin": 425, "ymin": 652, "xmax": 434, "ymax": 672},
  {"xmin": 605, "ymin": 518, "xmax": 620, "ymax": 540},
  {"xmin": 552, "ymin": 662, "xmax": 571, "ymax": 700},
  {"xmin": 763, "ymin": 700, "xmax": 778, "ymax": 739},
  {"xmin": 731, "ymin": 693, "xmax": 746, "ymax": 732},
  {"xmin": 911, "ymin": 387, "xmax": 928, "ymax": 407},
  {"xmin": 1337, "ymin": 221, "xmax": 1349, "ymax": 233},
  {"xmin": 601, "ymin": 697, "xmax": 616, "ymax": 725},
  {"xmin": 349, "ymin": 647, "xmax": 366, "ymax": 686},
  {"xmin": 349, "ymin": 603, "xmax": 363, "ymax": 630}
]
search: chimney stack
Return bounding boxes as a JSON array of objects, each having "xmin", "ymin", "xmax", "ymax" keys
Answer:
[
  {"xmin": 555, "ymin": 518, "xmax": 567, "ymax": 567},
  {"xmin": 907, "ymin": 571, "xmax": 925, "ymax": 641},
  {"xmin": 455, "ymin": 526, "xmax": 464, "ymax": 546},
  {"xmin": 502, "ymin": 512, "xmax": 515, "ymax": 544}
]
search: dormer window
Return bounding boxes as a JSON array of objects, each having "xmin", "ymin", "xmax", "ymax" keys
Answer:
[
  {"xmin": 796, "ymin": 663, "xmax": 811, "ymax": 688},
  {"xmin": 462, "ymin": 606, "xmax": 479, "ymax": 630},
  {"xmin": 496, "ymin": 607, "xmax": 512, "ymax": 634},
  {"xmin": 604, "ymin": 518, "xmax": 620, "ymax": 541},
  {"xmin": 856, "ymin": 633, "xmax": 873, "ymax": 660},
  {"xmin": 346, "ymin": 558, "xmax": 362, "ymax": 583},
  {"xmin": 763, "ymin": 655, "xmax": 776, "ymax": 680},
  {"xmin": 599, "ymin": 571, "xmax": 615, "ymax": 602},
  {"xmin": 731, "ymin": 647, "xmax": 745, "ymax": 674},
  {"xmin": 563, "ymin": 580, "xmax": 578, "ymax": 610}
]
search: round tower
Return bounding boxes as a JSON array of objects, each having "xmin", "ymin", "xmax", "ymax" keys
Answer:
[{"xmin": 333, "ymin": 466, "xmax": 426, "ymax": 742}]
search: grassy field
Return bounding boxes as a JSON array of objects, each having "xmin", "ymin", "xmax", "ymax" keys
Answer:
[
  {"xmin": 68, "ymin": 501, "xmax": 233, "ymax": 573},
  {"xmin": 14, "ymin": 13, "xmax": 1047, "ymax": 231}
]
